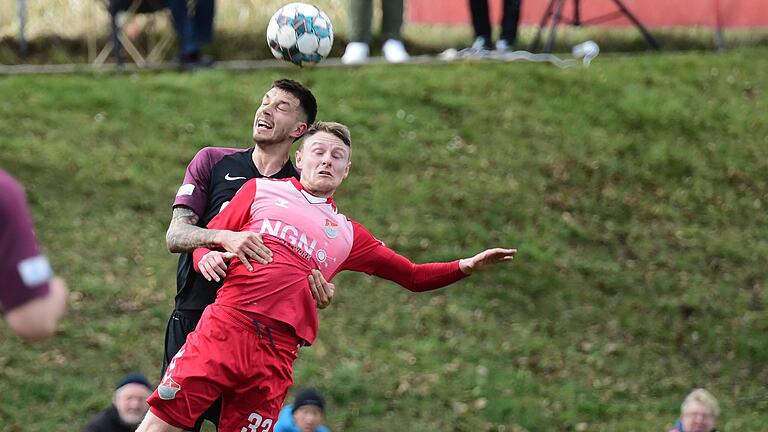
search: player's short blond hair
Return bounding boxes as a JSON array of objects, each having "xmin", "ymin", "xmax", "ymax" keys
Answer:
[
  {"xmin": 304, "ymin": 121, "xmax": 351, "ymax": 148},
  {"xmin": 681, "ymin": 388, "xmax": 719, "ymax": 418}
]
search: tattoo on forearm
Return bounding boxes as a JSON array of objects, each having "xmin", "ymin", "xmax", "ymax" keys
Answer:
[{"xmin": 166, "ymin": 207, "xmax": 220, "ymax": 252}]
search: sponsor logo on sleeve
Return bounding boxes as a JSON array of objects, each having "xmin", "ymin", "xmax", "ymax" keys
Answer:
[
  {"xmin": 158, "ymin": 375, "xmax": 181, "ymax": 400},
  {"xmin": 17, "ymin": 255, "xmax": 53, "ymax": 288},
  {"xmin": 158, "ymin": 349, "xmax": 184, "ymax": 400},
  {"xmin": 176, "ymin": 183, "xmax": 195, "ymax": 197}
]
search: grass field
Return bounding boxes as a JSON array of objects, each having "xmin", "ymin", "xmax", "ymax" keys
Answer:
[{"xmin": 0, "ymin": 48, "xmax": 767, "ymax": 431}]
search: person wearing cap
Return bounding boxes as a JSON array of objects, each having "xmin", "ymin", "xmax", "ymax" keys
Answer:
[
  {"xmin": 85, "ymin": 372, "xmax": 153, "ymax": 432},
  {"xmin": 274, "ymin": 388, "xmax": 331, "ymax": 432}
]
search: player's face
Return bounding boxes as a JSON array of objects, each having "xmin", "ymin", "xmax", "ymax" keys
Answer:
[
  {"xmin": 252, "ymin": 88, "xmax": 306, "ymax": 146},
  {"xmin": 292, "ymin": 405, "xmax": 324, "ymax": 432},
  {"xmin": 681, "ymin": 401, "xmax": 716, "ymax": 432},
  {"xmin": 296, "ymin": 131, "xmax": 350, "ymax": 197},
  {"xmin": 113, "ymin": 383, "xmax": 151, "ymax": 427}
]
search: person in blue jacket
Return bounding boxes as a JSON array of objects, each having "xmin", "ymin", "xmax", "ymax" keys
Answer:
[{"xmin": 274, "ymin": 388, "xmax": 331, "ymax": 432}]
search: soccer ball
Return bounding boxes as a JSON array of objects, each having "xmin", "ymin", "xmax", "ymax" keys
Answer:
[{"xmin": 266, "ymin": 3, "xmax": 334, "ymax": 66}]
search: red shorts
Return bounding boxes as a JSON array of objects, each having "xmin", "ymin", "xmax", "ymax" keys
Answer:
[{"xmin": 147, "ymin": 304, "xmax": 300, "ymax": 431}]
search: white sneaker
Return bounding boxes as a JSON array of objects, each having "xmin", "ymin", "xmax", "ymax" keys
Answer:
[
  {"xmin": 382, "ymin": 39, "xmax": 410, "ymax": 63},
  {"xmin": 495, "ymin": 39, "xmax": 513, "ymax": 52},
  {"xmin": 342, "ymin": 42, "xmax": 370, "ymax": 64},
  {"xmin": 471, "ymin": 36, "xmax": 492, "ymax": 51}
]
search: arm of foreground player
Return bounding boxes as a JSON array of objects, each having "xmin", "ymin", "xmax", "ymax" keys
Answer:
[
  {"xmin": 343, "ymin": 222, "xmax": 517, "ymax": 292},
  {"xmin": 165, "ymin": 205, "xmax": 273, "ymax": 269},
  {"xmin": 6, "ymin": 277, "xmax": 68, "ymax": 342},
  {"xmin": 370, "ymin": 248, "xmax": 516, "ymax": 292}
]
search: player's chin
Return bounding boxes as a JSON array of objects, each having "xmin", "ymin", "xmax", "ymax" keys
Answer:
[
  {"xmin": 253, "ymin": 131, "xmax": 279, "ymax": 144},
  {"xmin": 313, "ymin": 178, "xmax": 337, "ymax": 193}
]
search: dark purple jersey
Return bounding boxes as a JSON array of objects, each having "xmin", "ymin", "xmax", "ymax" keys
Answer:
[
  {"xmin": 171, "ymin": 147, "xmax": 300, "ymax": 312},
  {"xmin": 0, "ymin": 170, "xmax": 53, "ymax": 313}
]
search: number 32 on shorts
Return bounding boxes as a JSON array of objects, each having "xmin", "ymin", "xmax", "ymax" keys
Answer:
[{"xmin": 240, "ymin": 412, "xmax": 273, "ymax": 432}]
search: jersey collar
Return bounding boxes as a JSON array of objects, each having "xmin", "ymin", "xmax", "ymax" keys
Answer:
[
  {"xmin": 248, "ymin": 148, "xmax": 300, "ymax": 179},
  {"xmin": 289, "ymin": 177, "xmax": 336, "ymax": 210}
]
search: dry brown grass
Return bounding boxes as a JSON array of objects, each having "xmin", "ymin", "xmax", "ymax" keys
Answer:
[{"xmin": 0, "ymin": 0, "xmax": 348, "ymax": 39}]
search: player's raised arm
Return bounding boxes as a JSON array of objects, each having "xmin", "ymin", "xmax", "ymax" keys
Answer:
[{"xmin": 341, "ymin": 221, "xmax": 517, "ymax": 292}]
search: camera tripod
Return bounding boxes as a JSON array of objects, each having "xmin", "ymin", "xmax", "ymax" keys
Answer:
[{"xmin": 530, "ymin": 0, "xmax": 661, "ymax": 53}]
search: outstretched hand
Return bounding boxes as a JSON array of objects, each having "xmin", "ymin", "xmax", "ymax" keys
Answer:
[{"xmin": 459, "ymin": 248, "xmax": 517, "ymax": 275}]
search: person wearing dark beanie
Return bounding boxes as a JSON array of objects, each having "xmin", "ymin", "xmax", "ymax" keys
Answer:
[
  {"xmin": 85, "ymin": 372, "xmax": 153, "ymax": 432},
  {"xmin": 274, "ymin": 388, "xmax": 331, "ymax": 432}
]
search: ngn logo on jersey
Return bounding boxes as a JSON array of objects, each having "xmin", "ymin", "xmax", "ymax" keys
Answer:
[{"xmin": 259, "ymin": 218, "xmax": 318, "ymax": 258}]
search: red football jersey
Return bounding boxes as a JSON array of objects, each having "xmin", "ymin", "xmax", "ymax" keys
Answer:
[{"xmin": 194, "ymin": 177, "xmax": 467, "ymax": 344}]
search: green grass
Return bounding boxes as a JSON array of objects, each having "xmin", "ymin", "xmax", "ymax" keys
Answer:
[{"xmin": 1, "ymin": 48, "xmax": 767, "ymax": 431}]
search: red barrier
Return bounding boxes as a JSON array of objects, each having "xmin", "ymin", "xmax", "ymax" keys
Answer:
[{"xmin": 408, "ymin": 0, "xmax": 768, "ymax": 27}]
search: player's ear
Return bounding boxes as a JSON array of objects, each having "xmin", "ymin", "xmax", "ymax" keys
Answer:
[
  {"xmin": 291, "ymin": 122, "xmax": 308, "ymax": 139},
  {"xmin": 295, "ymin": 148, "xmax": 304, "ymax": 168},
  {"xmin": 343, "ymin": 161, "xmax": 351, "ymax": 179}
]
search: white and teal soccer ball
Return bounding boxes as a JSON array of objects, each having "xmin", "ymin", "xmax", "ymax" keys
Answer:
[{"xmin": 266, "ymin": 3, "xmax": 334, "ymax": 66}]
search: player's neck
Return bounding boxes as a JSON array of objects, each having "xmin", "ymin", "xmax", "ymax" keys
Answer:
[
  {"xmin": 300, "ymin": 180, "xmax": 335, "ymax": 198},
  {"xmin": 252, "ymin": 142, "xmax": 291, "ymax": 177}
]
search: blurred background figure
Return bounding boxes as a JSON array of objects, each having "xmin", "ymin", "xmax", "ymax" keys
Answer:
[
  {"xmin": 85, "ymin": 372, "xmax": 153, "ymax": 432},
  {"xmin": 166, "ymin": 0, "xmax": 215, "ymax": 68},
  {"xmin": 274, "ymin": 387, "xmax": 331, "ymax": 432},
  {"xmin": 341, "ymin": 0, "xmax": 410, "ymax": 64},
  {"xmin": 0, "ymin": 170, "xmax": 68, "ymax": 342},
  {"xmin": 668, "ymin": 388, "xmax": 720, "ymax": 432},
  {"xmin": 467, "ymin": 0, "xmax": 522, "ymax": 52}
]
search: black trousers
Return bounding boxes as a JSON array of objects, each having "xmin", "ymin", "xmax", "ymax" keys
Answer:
[
  {"xmin": 161, "ymin": 309, "xmax": 220, "ymax": 431},
  {"xmin": 469, "ymin": 0, "xmax": 522, "ymax": 44}
]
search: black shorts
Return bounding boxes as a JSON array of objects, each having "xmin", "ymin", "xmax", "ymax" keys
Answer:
[{"xmin": 162, "ymin": 309, "xmax": 221, "ymax": 431}]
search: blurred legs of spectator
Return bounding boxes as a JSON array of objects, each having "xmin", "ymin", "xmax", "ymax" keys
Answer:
[
  {"xmin": 342, "ymin": 0, "xmax": 410, "ymax": 64},
  {"xmin": 469, "ymin": 0, "xmax": 521, "ymax": 53},
  {"xmin": 167, "ymin": 0, "xmax": 215, "ymax": 68}
]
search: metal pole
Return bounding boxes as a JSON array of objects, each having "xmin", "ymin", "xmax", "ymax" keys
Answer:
[
  {"xmin": 530, "ymin": 0, "xmax": 557, "ymax": 52},
  {"xmin": 543, "ymin": 0, "xmax": 566, "ymax": 53},
  {"xmin": 17, "ymin": 0, "xmax": 28, "ymax": 58},
  {"xmin": 573, "ymin": 0, "xmax": 582, "ymax": 26},
  {"xmin": 713, "ymin": 0, "xmax": 725, "ymax": 49},
  {"xmin": 610, "ymin": 0, "xmax": 661, "ymax": 49}
]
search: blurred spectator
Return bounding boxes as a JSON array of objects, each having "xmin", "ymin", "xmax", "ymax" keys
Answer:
[
  {"xmin": 467, "ymin": 0, "xmax": 522, "ymax": 52},
  {"xmin": 85, "ymin": 372, "xmax": 153, "ymax": 432},
  {"xmin": 0, "ymin": 170, "xmax": 68, "ymax": 341},
  {"xmin": 166, "ymin": 0, "xmax": 215, "ymax": 68},
  {"xmin": 668, "ymin": 388, "xmax": 720, "ymax": 432},
  {"xmin": 341, "ymin": 0, "xmax": 410, "ymax": 64},
  {"xmin": 274, "ymin": 388, "xmax": 331, "ymax": 432}
]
